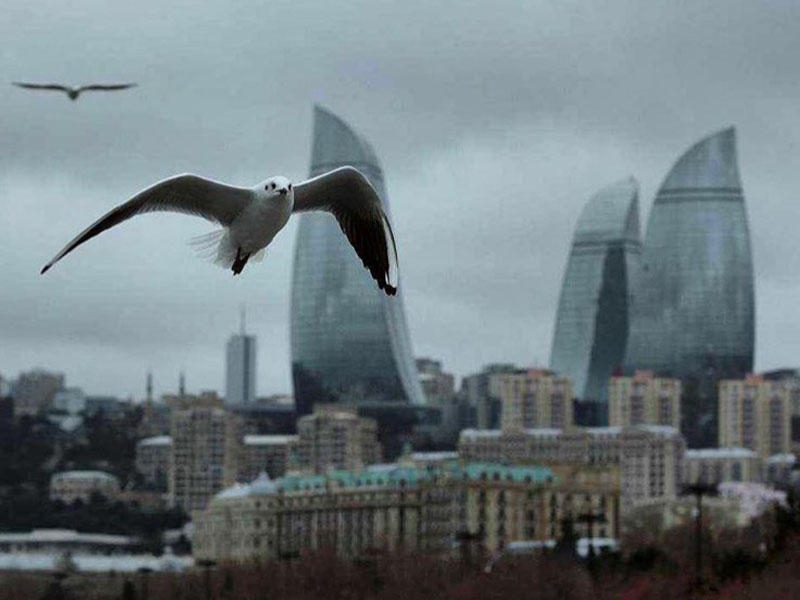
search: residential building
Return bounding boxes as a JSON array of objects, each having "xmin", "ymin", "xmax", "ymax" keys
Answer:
[
  {"xmin": 462, "ymin": 364, "xmax": 519, "ymax": 429},
  {"xmin": 718, "ymin": 374, "xmax": 792, "ymax": 459},
  {"xmin": 135, "ymin": 435, "xmax": 172, "ymax": 490},
  {"xmin": 550, "ymin": 177, "xmax": 641, "ymax": 413},
  {"xmin": 237, "ymin": 434, "xmax": 299, "ymax": 481},
  {"xmin": 291, "ymin": 105, "xmax": 425, "ymax": 416},
  {"xmin": 168, "ymin": 395, "xmax": 242, "ymax": 512},
  {"xmin": 52, "ymin": 387, "xmax": 87, "ymax": 415},
  {"xmin": 12, "ymin": 369, "xmax": 65, "ymax": 416},
  {"xmin": 50, "ymin": 471, "xmax": 120, "ymax": 504},
  {"xmin": 683, "ymin": 448, "xmax": 762, "ymax": 485},
  {"xmin": 296, "ymin": 404, "xmax": 381, "ymax": 473},
  {"xmin": 458, "ymin": 425, "xmax": 685, "ymax": 511},
  {"xmin": 416, "ymin": 358, "xmax": 455, "ymax": 402},
  {"xmin": 608, "ymin": 371, "xmax": 681, "ymax": 429},
  {"xmin": 625, "ymin": 127, "xmax": 755, "ymax": 447},
  {"xmin": 499, "ymin": 369, "xmax": 574, "ymax": 431}
]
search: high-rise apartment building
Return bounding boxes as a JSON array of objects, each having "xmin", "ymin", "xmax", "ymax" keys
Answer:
[
  {"xmin": 168, "ymin": 393, "xmax": 242, "ymax": 512},
  {"xmin": 499, "ymin": 369, "xmax": 574, "ymax": 431},
  {"xmin": 625, "ymin": 128, "xmax": 755, "ymax": 447},
  {"xmin": 135, "ymin": 435, "xmax": 172, "ymax": 490},
  {"xmin": 550, "ymin": 178, "xmax": 641, "ymax": 412},
  {"xmin": 290, "ymin": 105, "xmax": 425, "ymax": 415},
  {"xmin": 718, "ymin": 374, "xmax": 792, "ymax": 459},
  {"xmin": 296, "ymin": 404, "xmax": 381, "ymax": 473},
  {"xmin": 608, "ymin": 371, "xmax": 681, "ymax": 429},
  {"xmin": 462, "ymin": 364, "xmax": 519, "ymax": 429}
]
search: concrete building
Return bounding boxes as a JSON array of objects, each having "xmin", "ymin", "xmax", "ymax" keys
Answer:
[
  {"xmin": 683, "ymin": 448, "xmax": 762, "ymax": 485},
  {"xmin": 296, "ymin": 404, "xmax": 381, "ymax": 473},
  {"xmin": 499, "ymin": 369, "xmax": 574, "ymax": 431},
  {"xmin": 458, "ymin": 425, "xmax": 684, "ymax": 511},
  {"xmin": 416, "ymin": 358, "xmax": 455, "ymax": 402},
  {"xmin": 52, "ymin": 387, "xmax": 87, "ymax": 415},
  {"xmin": 237, "ymin": 434, "xmax": 299, "ymax": 481},
  {"xmin": 0, "ymin": 530, "xmax": 138, "ymax": 555},
  {"xmin": 135, "ymin": 435, "xmax": 172, "ymax": 490},
  {"xmin": 462, "ymin": 364, "xmax": 519, "ymax": 429},
  {"xmin": 12, "ymin": 370, "xmax": 65, "ymax": 416},
  {"xmin": 225, "ymin": 319, "xmax": 257, "ymax": 406},
  {"xmin": 169, "ymin": 395, "xmax": 242, "ymax": 512},
  {"xmin": 193, "ymin": 460, "xmax": 620, "ymax": 562},
  {"xmin": 719, "ymin": 374, "xmax": 792, "ymax": 459},
  {"xmin": 608, "ymin": 371, "xmax": 681, "ymax": 429},
  {"xmin": 50, "ymin": 471, "xmax": 120, "ymax": 504}
]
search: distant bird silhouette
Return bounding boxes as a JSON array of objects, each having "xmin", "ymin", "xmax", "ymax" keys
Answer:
[{"xmin": 12, "ymin": 82, "xmax": 137, "ymax": 101}]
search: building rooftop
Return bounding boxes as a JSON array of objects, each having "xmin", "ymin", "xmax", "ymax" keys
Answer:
[
  {"xmin": 243, "ymin": 434, "xmax": 299, "ymax": 446},
  {"xmin": 767, "ymin": 453, "xmax": 797, "ymax": 464},
  {"xmin": 51, "ymin": 471, "xmax": 119, "ymax": 483},
  {"xmin": 137, "ymin": 435, "xmax": 172, "ymax": 447},
  {"xmin": 686, "ymin": 447, "xmax": 758, "ymax": 459},
  {"xmin": 0, "ymin": 529, "xmax": 133, "ymax": 546}
]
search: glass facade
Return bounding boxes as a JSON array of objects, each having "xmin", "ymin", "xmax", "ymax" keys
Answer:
[
  {"xmin": 624, "ymin": 127, "xmax": 755, "ymax": 446},
  {"xmin": 550, "ymin": 178, "xmax": 641, "ymax": 414},
  {"xmin": 290, "ymin": 105, "xmax": 425, "ymax": 416}
]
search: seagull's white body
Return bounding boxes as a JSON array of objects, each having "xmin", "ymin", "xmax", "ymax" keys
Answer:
[{"xmin": 41, "ymin": 167, "xmax": 400, "ymax": 295}]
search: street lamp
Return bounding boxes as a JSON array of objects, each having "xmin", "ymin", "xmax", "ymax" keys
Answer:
[
  {"xmin": 681, "ymin": 483, "xmax": 717, "ymax": 589},
  {"xmin": 196, "ymin": 559, "xmax": 217, "ymax": 600}
]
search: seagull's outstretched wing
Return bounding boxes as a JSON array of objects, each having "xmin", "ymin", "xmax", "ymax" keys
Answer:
[
  {"xmin": 78, "ymin": 83, "xmax": 137, "ymax": 92},
  {"xmin": 41, "ymin": 174, "xmax": 252, "ymax": 274},
  {"xmin": 12, "ymin": 82, "xmax": 71, "ymax": 93},
  {"xmin": 293, "ymin": 166, "xmax": 399, "ymax": 296}
]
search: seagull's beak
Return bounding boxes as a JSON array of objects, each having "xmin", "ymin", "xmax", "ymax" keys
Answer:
[{"xmin": 278, "ymin": 188, "xmax": 288, "ymax": 195}]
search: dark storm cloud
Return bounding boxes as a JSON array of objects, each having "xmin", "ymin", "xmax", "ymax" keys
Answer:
[{"xmin": 2, "ymin": 0, "xmax": 800, "ymax": 397}]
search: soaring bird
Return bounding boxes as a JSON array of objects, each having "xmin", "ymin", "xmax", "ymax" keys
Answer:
[
  {"xmin": 12, "ymin": 82, "xmax": 137, "ymax": 101},
  {"xmin": 40, "ymin": 166, "xmax": 399, "ymax": 295}
]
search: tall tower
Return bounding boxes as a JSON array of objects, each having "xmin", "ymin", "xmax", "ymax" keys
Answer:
[
  {"xmin": 290, "ymin": 105, "xmax": 425, "ymax": 415},
  {"xmin": 225, "ymin": 308, "xmax": 257, "ymax": 406},
  {"xmin": 550, "ymin": 177, "xmax": 641, "ymax": 419},
  {"xmin": 624, "ymin": 127, "xmax": 755, "ymax": 446}
]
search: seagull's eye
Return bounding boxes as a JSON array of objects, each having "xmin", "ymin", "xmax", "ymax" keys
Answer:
[{"xmin": 270, "ymin": 182, "xmax": 276, "ymax": 190}]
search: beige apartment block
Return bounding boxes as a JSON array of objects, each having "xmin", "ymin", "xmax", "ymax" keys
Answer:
[
  {"xmin": 719, "ymin": 374, "xmax": 792, "ymax": 459},
  {"xmin": 499, "ymin": 369, "xmax": 574, "ymax": 431},
  {"xmin": 608, "ymin": 371, "xmax": 681, "ymax": 429},
  {"xmin": 683, "ymin": 448, "xmax": 762, "ymax": 485},
  {"xmin": 296, "ymin": 404, "xmax": 381, "ymax": 473}
]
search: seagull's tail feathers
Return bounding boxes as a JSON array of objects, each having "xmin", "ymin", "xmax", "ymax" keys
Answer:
[{"xmin": 188, "ymin": 229, "xmax": 237, "ymax": 269}]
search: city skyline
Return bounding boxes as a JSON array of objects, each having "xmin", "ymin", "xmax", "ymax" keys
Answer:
[{"xmin": 3, "ymin": 3, "xmax": 800, "ymax": 399}]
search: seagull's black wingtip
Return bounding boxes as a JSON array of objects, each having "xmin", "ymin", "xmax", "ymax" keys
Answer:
[{"xmin": 40, "ymin": 264, "xmax": 50, "ymax": 275}]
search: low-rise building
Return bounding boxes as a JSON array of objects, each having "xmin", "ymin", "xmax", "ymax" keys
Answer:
[
  {"xmin": 608, "ymin": 371, "xmax": 681, "ymax": 429},
  {"xmin": 458, "ymin": 425, "xmax": 685, "ymax": 511},
  {"xmin": 0, "ymin": 529, "xmax": 138, "ymax": 555},
  {"xmin": 50, "ymin": 471, "xmax": 120, "ymax": 504},
  {"xmin": 12, "ymin": 370, "xmax": 65, "ymax": 416},
  {"xmin": 135, "ymin": 435, "xmax": 172, "ymax": 490},
  {"xmin": 683, "ymin": 448, "xmax": 762, "ymax": 485},
  {"xmin": 238, "ymin": 435, "xmax": 299, "ymax": 481},
  {"xmin": 192, "ymin": 460, "xmax": 620, "ymax": 562}
]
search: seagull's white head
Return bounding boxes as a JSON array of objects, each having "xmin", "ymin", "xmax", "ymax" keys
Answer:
[{"xmin": 260, "ymin": 175, "xmax": 293, "ymax": 200}]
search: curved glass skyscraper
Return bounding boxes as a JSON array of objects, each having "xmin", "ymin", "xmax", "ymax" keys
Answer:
[
  {"xmin": 290, "ymin": 105, "xmax": 425, "ymax": 416},
  {"xmin": 550, "ymin": 178, "xmax": 641, "ymax": 414},
  {"xmin": 624, "ymin": 127, "xmax": 755, "ymax": 446}
]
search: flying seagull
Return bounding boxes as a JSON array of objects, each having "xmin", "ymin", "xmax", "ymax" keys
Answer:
[
  {"xmin": 12, "ymin": 82, "xmax": 137, "ymax": 101},
  {"xmin": 40, "ymin": 166, "xmax": 399, "ymax": 295}
]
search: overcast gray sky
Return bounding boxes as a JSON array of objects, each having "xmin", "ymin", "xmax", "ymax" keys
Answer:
[{"xmin": 2, "ymin": 0, "xmax": 799, "ymax": 399}]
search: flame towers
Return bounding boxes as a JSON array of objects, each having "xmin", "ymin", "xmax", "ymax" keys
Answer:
[
  {"xmin": 624, "ymin": 127, "xmax": 755, "ymax": 446},
  {"xmin": 550, "ymin": 178, "xmax": 641, "ymax": 418},
  {"xmin": 290, "ymin": 106, "xmax": 425, "ymax": 416}
]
